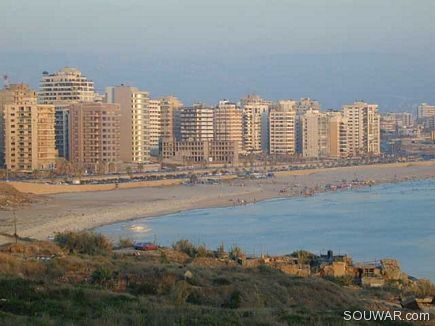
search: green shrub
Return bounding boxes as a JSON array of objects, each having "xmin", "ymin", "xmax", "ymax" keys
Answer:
[
  {"xmin": 257, "ymin": 264, "xmax": 277, "ymax": 274},
  {"xmin": 186, "ymin": 291, "xmax": 202, "ymax": 305},
  {"xmin": 290, "ymin": 250, "xmax": 315, "ymax": 264},
  {"xmin": 172, "ymin": 239, "xmax": 197, "ymax": 258},
  {"xmin": 91, "ymin": 267, "xmax": 113, "ymax": 287},
  {"xmin": 229, "ymin": 246, "xmax": 244, "ymax": 260},
  {"xmin": 54, "ymin": 231, "xmax": 112, "ymax": 256},
  {"xmin": 213, "ymin": 277, "xmax": 231, "ymax": 286},
  {"xmin": 223, "ymin": 290, "xmax": 242, "ymax": 309},
  {"xmin": 128, "ymin": 282, "xmax": 158, "ymax": 295},
  {"xmin": 160, "ymin": 251, "xmax": 169, "ymax": 264},
  {"xmin": 325, "ymin": 275, "xmax": 356, "ymax": 287},
  {"xmin": 196, "ymin": 244, "xmax": 211, "ymax": 258},
  {"xmin": 118, "ymin": 238, "xmax": 134, "ymax": 249}
]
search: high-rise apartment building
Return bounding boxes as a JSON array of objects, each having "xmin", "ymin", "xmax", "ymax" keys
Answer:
[
  {"xmin": 69, "ymin": 102, "xmax": 120, "ymax": 173},
  {"xmin": 163, "ymin": 103, "xmax": 238, "ymax": 165},
  {"xmin": 302, "ymin": 109, "xmax": 330, "ymax": 158},
  {"xmin": 381, "ymin": 112, "xmax": 413, "ymax": 133},
  {"xmin": 180, "ymin": 104, "xmax": 214, "ymax": 141},
  {"xmin": 105, "ymin": 86, "xmax": 150, "ymax": 163},
  {"xmin": 0, "ymin": 84, "xmax": 38, "ymax": 167},
  {"xmin": 38, "ymin": 68, "xmax": 97, "ymax": 160},
  {"xmin": 148, "ymin": 99, "xmax": 161, "ymax": 155},
  {"xmin": 3, "ymin": 85, "xmax": 56, "ymax": 172},
  {"xmin": 160, "ymin": 96, "xmax": 183, "ymax": 141},
  {"xmin": 214, "ymin": 100, "xmax": 243, "ymax": 153},
  {"xmin": 269, "ymin": 100, "xmax": 296, "ymax": 155},
  {"xmin": 343, "ymin": 101, "xmax": 380, "ymax": 156},
  {"xmin": 296, "ymin": 98, "xmax": 321, "ymax": 115},
  {"xmin": 380, "ymin": 114, "xmax": 398, "ymax": 133},
  {"xmin": 241, "ymin": 95, "xmax": 270, "ymax": 153},
  {"xmin": 295, "ymin": 98, "xmax": 321, "ymax": 154},
  {"xmin": 417, "ymin": 103, "xmax": 435, "ymax": 121},
  {"xmin": 38, "ymin": 68, "xmax": 96, "ymax": 104},
  {"xmin": 327, "ymin": 112, "xmax": 348, "ymax": 158}
]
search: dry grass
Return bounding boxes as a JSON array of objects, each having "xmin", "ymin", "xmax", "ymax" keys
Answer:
[
  {"xmin": 0, "ymin": 241, "xmax": 64, "ymax": 256},
  {"xmin": 0, "ymin": 238, "xmax": 431, "ymax": 325}
]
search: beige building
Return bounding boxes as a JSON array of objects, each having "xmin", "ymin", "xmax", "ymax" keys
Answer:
[
  {"xmin": 1, "ymin": 84, "xmax": 39, "ymax": 167},
  {"xmin": 69, "ymin": 102, "xmax": 120, "ymax": 173},
  {"xmin": 381, "ymin": 112, "xmax": 413, "ymax": 133},
  {"xmin": 269, "ymin": 101, "xmax": 296, "ymax": 155},
  {"xmin": 343, "ymin": 101, "xmax": 380, "ymax": 156},
  {"xmin": 161, "ymin": 139, "xmax": 238, "ymax": 165},
  {"xmin": 163, "ymin": 103, "xmax": 238, "ymax": 165},
  {"xmin": 105, "ymin": 86, "xmax": 149, "ymax": 163},
  {"xmin": 295, "ymin": 98, "xmax": 321, "ymax": 154},
  {"xmin": 296, "ymin": 98, "xmax": 321, "ymax": 115},
  {"xmin": 417, "ymin": 103, "xmax": 435, "ymax": 121},
  {"xmin": 214, "ymin": 100, "xmax": 243, "ymax": 153},
  {"xmin": 328, "ymin": 112, "xmax": 348, "ymax": 158},
  {"xmin": 180, "ymin": 104, "xmax": 214, "ymax": 141},
  {"xmin": 3, "ymin": 85, "xmax": 56, "ymax": 172},
  {"xmin": 302, "ymin": 109, "xmax": 350, "ymax": 158},
  {"xmin": 302, "ymin": 109, "xmax": 330, "ymax": 158},
  {"xmin": 380, "ymin": 114, "xmax": 397, "ymax": 133},
  {"xmin": 241, "ymin": 95, "xmax": 271, "ymax": 153},
  {"xmin": 160, "ymin": 96, "xmax": 183, "ymax": 141},
  {"xmin": 147, "ymin": 99, "xmax": 161, "ymax": 155}
]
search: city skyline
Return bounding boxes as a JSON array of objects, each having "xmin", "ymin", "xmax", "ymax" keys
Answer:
[
  {"xmin": 1, "ymin": 1, "xmax": 435, "ymax": 110},
  {"xmin": 2, "ymin": 64, "xmax": 435, "ymax": 114}
]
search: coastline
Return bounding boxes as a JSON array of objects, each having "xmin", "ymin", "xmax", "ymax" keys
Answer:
[{"xmin": 1, "ymin": 161, "xmax": 435, "ymax": 243}]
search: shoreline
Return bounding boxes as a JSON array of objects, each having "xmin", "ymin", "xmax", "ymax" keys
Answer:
[{"xmin": 1, "ymin": 161, "xmax": 435, "ymax": 243}]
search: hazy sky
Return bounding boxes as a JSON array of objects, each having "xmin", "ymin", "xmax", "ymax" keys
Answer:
[{"xmin": 1, "ymin": 0, "xmax": 435, "ymax": 109}]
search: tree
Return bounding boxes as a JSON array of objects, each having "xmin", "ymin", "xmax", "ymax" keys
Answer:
[
  {"xmin": 189, "ymin": 173, "xmax": 198, "ymax": 184},
  {"xmin": 97, "ymin": 162, "xmax": 107, "ymax": 175},
  {"xmin": 137, "ymin": 163, "xmax": 144, "ymax": 173},
  {"xmin": 125, "ymin": 166, "xmax": 133, "ymax": 178}
]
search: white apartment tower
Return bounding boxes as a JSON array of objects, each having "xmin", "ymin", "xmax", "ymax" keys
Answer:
[
  {"xmin": 343, "ymin": 101, "xmax": 380, "ymax": 156},
  {"xmin": 241, "ymin": 95, "xmax": 271, "ymax": 153},
  {"xmin": 147, "ymin": 99, "xmax": 161, "ymax": 156},
  {"xmin": 180, "ymin": 104, "xmax": 214, "ymax": 141},
  {"xmin": 38, "ymin": 68, "xmax": 97, "ymax": 160},
  {"xmin": 38, "ymin": 68, "xmax": 96, "ymax": 104}
]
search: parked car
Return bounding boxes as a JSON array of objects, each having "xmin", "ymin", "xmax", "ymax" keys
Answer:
[{"xmin": 133, "ymin": 242, "xmax": 158, "ymax": 251}]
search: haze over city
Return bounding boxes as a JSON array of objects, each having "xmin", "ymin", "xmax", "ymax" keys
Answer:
[
  {"xmin": 1, "ymin": 0, "xmax": 435, "ymax": 110},
  {"xmin": 3, "ymin": 1, "xmax": 435, "ymax": 323}
]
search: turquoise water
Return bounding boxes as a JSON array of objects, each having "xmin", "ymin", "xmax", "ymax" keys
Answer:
[{"xmin": 96, "ymin": 179, "xmax": 435, "ymax": 281}]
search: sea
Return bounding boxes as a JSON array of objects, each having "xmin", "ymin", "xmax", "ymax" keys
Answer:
[{"xmin": 95, "ymin": 179, "xmax": 435, "ymax": 281}]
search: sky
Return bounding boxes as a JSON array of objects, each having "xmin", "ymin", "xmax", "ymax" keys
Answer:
[{"xmin": 1, "ymin": 0, "xmax": 435, "ymax": 110}]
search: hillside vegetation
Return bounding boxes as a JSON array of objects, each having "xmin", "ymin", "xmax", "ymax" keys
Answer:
[{"xmin": 0, "ymin": 232, "xmax": 432, "ymax": 325}]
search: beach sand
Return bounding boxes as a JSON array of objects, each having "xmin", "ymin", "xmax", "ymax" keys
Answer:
[{"xmin": 1, "ymin": 161, "xmax": 435, "ymax": 243}]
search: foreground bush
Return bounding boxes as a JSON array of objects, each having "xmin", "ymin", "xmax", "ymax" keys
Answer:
[
  {"xmin": 54, "ymin": 231, "xmax": 112, "ymax": 256},
  {"xmin": 172, "ymin": 239, "xmax": 198, "ymax": 257}
]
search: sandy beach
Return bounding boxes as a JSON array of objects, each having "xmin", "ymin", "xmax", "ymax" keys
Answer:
[{"xmin": 1, "ymin": 161, "xmax": 435, "ymax": 243}]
